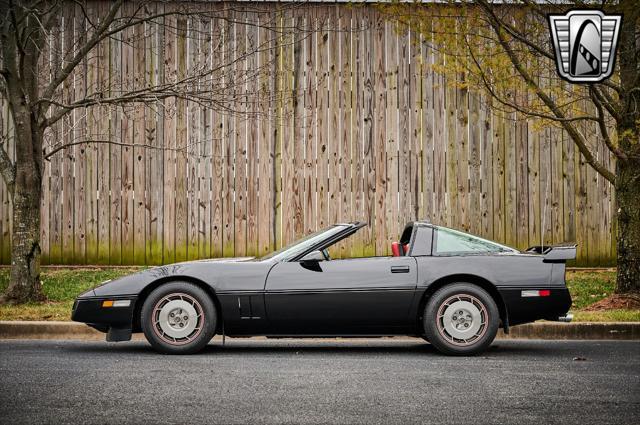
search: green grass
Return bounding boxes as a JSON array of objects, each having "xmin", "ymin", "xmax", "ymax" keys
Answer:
[
  {"xmin": 565, "ymin": 270, "xmax": 616, "ymax": 309},
  {"xmin": 0, "ymin": 267, "xmax": 142, "ymax": 321},
  {"xmin": 0, "ymin": 267, "xmax": 637, "ymax": 322},
  {"xmin": 573, "ymin": 310, "xmax": 640, "ymax": 322}
]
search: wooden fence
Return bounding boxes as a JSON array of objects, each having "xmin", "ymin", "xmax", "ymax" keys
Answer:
[{"xmin": 0, "ymin": 2, "xmax": 616, "ymax": 265}]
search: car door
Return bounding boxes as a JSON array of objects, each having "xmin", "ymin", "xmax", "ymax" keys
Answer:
[{"xmin": 264, "ymin": 256, "xmax": 418, "ymax": 335}]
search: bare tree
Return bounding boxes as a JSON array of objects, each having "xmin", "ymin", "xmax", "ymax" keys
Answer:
[
  {"xmin": 0, "ymin": 0, "xmax": 299, "ymax": 303},
  {"xmin": 383, "ymin": 0, "xmax": 639, "ymax": 293}
]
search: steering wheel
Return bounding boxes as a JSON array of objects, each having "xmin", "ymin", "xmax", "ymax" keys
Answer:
[{"xmin": 322, "ymin": 249, "xmax": 331, "ymax": 261}]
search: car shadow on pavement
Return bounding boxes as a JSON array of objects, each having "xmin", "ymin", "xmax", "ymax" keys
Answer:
[
  {"xmin": 58, "ymin": 339, "xmax": 560, "ymax": 358},
  {"xmin": 60, "ymin": 339, "xmax": 442, "ymax": 356}
]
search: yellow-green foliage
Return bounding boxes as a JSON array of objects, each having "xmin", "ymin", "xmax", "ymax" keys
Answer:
[{"xmin": 378, "ymin": 2, "xmax": 619, "ymax": 133}]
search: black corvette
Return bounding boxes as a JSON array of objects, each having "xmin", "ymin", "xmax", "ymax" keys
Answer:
[{"xmin": 72, "ymin": 221, "xmax": 575, "ymax": 355}]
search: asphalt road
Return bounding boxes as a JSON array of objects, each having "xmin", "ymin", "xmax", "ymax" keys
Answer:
[{"xmin": 1, "ymin": 339, "xmax": 638, "ymax": 425}]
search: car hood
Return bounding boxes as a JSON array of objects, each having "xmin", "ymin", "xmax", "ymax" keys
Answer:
[{"xmin": 83, "ymin": 257, "xmax": 273, "ymax": 298}]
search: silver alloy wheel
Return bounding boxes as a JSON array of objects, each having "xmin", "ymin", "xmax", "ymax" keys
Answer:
[
  {"xmin": 436, "ymin": 294, "xmax": 488, "ymax": 346},
  {"xmin": 152, "ymin": 293, "xmax": 204, "ymax": 345}
]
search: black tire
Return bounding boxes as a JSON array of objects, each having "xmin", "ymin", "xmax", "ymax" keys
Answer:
[
  {"xmin": 141, "ymin": 282, "xmax": 217, "ymax": 354},
  {"xmin": 423, "ymin": 283, "xmax": 499, "ymax": 356}
]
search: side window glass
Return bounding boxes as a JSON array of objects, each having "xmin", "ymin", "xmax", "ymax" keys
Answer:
[{"xmin": 435, "ymin": 228, "xmax": 503, "ymax": 255}]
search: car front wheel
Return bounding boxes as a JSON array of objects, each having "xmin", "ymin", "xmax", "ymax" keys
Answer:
[
  {"xmin": 423, "ymin": 283, "xmax": 499, "ymax": 355},
  {"xmin": 141, "ymin": 282, "xmax": 217, "ymax": 354}
]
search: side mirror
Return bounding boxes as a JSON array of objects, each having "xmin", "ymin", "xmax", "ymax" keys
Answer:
[{"xmin": 300, "ymin": 250, "xmax": 325, "ymax": 262}]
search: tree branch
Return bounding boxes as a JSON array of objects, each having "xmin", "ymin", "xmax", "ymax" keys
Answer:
[
  {"xmin": 589, "ymin": 86, "xmax": 628, "ymax": 161},
  {"xmin": 0, "ymin": 139, "xmax": 15, "ymax": 196},
  {"xmin": 480, "ymin": 3, "xmax": 616, "ymax": 184},
  {"xmin": 465, "ymin": 35, "xmax": 599, "ymax": 124},
  {"xmin": 43, "ymin": 138, "xmax": 221, "ymax": 161},
  {"xmin": 476, "ymin": 0, "xmax": 554, "ymax": 61}
]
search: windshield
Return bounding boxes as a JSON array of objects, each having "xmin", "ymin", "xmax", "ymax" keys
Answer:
[{"xmin": 259, "ymin": 226, "xmax": 347, "ymax": 262}]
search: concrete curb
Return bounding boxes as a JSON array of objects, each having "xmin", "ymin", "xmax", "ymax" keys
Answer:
[
  {"xmin": 0, "ymin": 321, "xmax": 639, "ymax": 341},
  {"xmin": 496, "ymin": 322, "xmax": 640, "ymax": 340}
]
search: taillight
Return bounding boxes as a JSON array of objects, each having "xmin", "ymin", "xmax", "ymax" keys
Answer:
[{"xmin": 521, "ymin": 289, "xmax": 551, "ymax": 297}]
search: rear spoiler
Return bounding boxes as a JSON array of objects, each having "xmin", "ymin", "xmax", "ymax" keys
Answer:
[{"xmin": 525, "ymin": 244, "xmax": 577, "ymax": 262}]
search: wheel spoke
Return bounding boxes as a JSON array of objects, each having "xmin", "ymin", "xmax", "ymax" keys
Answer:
[
  {"xmin": 436, "ymin": 293, "xmax": 488, "ymax": 347},
  {"xmin": 150, "ymin": 292, "xmax": 205, "ymax": 346}
]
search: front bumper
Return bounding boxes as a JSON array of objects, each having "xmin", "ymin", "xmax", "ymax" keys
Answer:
[{"xmin": 71, "ymin": 296, "xmax": 137, "ymax": 338}]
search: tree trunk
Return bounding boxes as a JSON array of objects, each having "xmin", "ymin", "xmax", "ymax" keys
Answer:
[
  {"xmin": 615, "ymin": 157, "xmax": 640, "ymax": 294},
  {"xmin": 1, "ymin": 159, "xmax": 44, "ymax": 303},
  {"xmin": 614, "ymin": 0, "xmax": 639, "ymax": 294}
]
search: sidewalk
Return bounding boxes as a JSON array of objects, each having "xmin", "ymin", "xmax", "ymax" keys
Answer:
[{"xmin": 1, "ymin": 321, "xmax": 638, "ymax": 340}]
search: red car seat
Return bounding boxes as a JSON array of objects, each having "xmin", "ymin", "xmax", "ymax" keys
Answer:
[{"xmin": 391, "ymin": 242, "xmax": 402, "ymax": 257}]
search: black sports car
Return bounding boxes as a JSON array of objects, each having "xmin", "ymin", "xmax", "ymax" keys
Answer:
[{"xmin": 72, "ymin": 221, "xmax": 575, "ymax": 355}]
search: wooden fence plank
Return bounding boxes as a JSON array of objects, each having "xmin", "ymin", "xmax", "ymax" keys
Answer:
[
  {"xmin": 480, "ymin": 95, "xmax": 493, "ymax": 240},
  {"xmin": 362, "ymin": 8, "xmax": 376, "ymax": 256},
  {"xmin": 515, "ymin": 114, "xmax": 529, "ymax": 249},
  {"xmin": 187, "ymin": 16, "xmax": 200, "ymax": 260},
  {"xmin": 351, "ymin": 8, "xmax": 364, "ymax": 257},
  {"xmin": 234, "ymin": 15, "xmax": 248, "ymax": 256},
  {"xmin": 245, "ymin": 12, "xmax": 259, "ymax": 257},
  {"xmin": 257, "ymin": 8, "xmax": 274, "ymax": 255},
  {"xmin": 147, "ymin": 5, "xmax": 163, "ymax": 264},
  {"xmin": 327, "ymin": 6, "xmax": 340, "ymax": 234},
  {"xmin": 84, "ymin": 3, "xmax": 99, "ymax": 264},
  {"xmin": 174, "ymin": 16, "xmax": 188, "ymax": 262},
  {"xmin": 562, "ymin": 129, "xmax": 576, "ymax": 244},
  {"xmin": 504, "ymin": 111, "xmax": 518, "ymax": 247},
  {"xmin": 316, "ymin": 8, "xmax": 329, "ymax": 232},
  {"xmin": 528, "ymin": 125, "xmax": 540, "ymax": 248},
  {"xmin": 492, "ymin": 107, "xmax": 506, "ymax": 244},
  {"xmin": 585, "ymin": 105, "xmax": 599, "ymax": 265},
  {"xmin": 420, "ymin": 30, "xmax": 434, "ymax": 224},
  {"xmin": 575, "ymin": 125, "xmax": 588, "ymax": 265},
  {"xmin": 456, "ymin": 84, "xmax": 469, "ymax": 233},
  {"xmin": 120, "ymin": 1, "xmax": 135, "ymax": 264},
  {"xmin": 61, "ymin": 6, "xmax": 75, "ymax": 264},
  {"xmin": 133, "ymin": 13, "xmax": 151, "ymax": 264},
  {"xmin": 385, "ymin": 20, "xmax": 399, "ymax": 243},
  {"xmin": 282, "ymin": 10, "xmax": 295, "ymax": 247},
  {"xmin": 551, "ymin": 125, "xmax": 564, "ymax": 246},
  {"xmin": 540, "ymin": 127, "xmax": 553, "ymax": 247},
  {"xmin": 398, "ymin": 26, "xmax": 411, "ymax": 225},
  {"xmin": 211, "ymin": 12, "xmax": 224, "ymax": 258},
  {"xmin": 293, "ymin": 10, "xmax": 305, "ymax": 241},
  {"xmin": 445, "ymin": 57, "xmax": 457, "ymax": 230},
  {"xmin": 97, "ymin": 0, "xmax": 111, "ymax": 264},
  {"xmin": 432, "ymin": 47, "xmax": 447, "ymax": 228},
  {"xmin": 409, "ymin": 29, "xmax": 420, "ymax": 222},
  {"xmin": 162, "ymin": 12, "xmax": 177, "ymax": 264},
  {"xmin": 468, "ymin": 91, "xmax": 481, "ymax": 235},
  {"xmin": 49, "ymin": 15, "xmax": 63, "ymax": 264},
  {"xmin": 339, "ymin": 7, "xmax": 352, "ymax": 257},
  {"xmin": 222, "ymin": 17, "xmax": 237, "ymax": 257},
  {"xmin": 108, "ymin": 6, "xmax": 122, "ymax": 265},
  {"xmin": 373, "ymin": 13, "xmax": 387, "ymax": 254},
  {"xmin": 302, "ymin": 10, "xmax": 316, "ymax": 237}
]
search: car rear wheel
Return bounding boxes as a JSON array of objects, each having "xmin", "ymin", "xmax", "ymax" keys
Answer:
[
  {"xmin": 141, "ymin": 282, "xmax": 217, "ymax": 354},
  {"xmin": 423, "ymin": 283, "xmax": 499, "ymax": 355}
]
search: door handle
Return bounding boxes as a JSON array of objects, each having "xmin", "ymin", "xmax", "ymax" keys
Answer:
[{"xmin": 391, "ymin": 266, "xmax": 410, "ymax": 273}]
